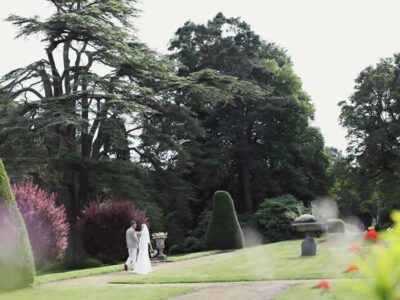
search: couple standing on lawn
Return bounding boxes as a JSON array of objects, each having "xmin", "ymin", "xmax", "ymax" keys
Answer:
[{"xmin": 124, "ymin": 220, "xmax": 154, "ymax": 275}]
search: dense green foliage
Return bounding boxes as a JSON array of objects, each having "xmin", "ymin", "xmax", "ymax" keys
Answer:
[
  {"xmin": 0, "ymin": 4, "xmax": 333, "ymax": 253},
  {"xmin": 0, "ymin": 159, "xmax": 35, "ymax": 290},
  {"xmin": 167, "ymin": 13, "xmax": 330, "ymax": 232},
  {"xmin": 168, "ymin": 209, "xmax": 211, "ymax": 254},
  {"xmin": 255, "ymin": 194, "xmax": 301, "ymax": 241},
  {"xmin": 326, "ymin": 148, "xmax": 374, "ymax": 227},
  {"xmin": 0, "ymin": 0, "xmax": 184, "ymax": 260},
  {"xmin": 339, "ymin": 54, "xmax": 400, "ymax": 228},
  {"xmin": 205, "ymin": 191, "xmax": 244, "ymax": 250}
]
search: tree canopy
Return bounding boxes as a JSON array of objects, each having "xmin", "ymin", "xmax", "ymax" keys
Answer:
[
  {"xmin": 340, "ymin": 54, "xmax": 400, "ymax": 227},
  {"xmin": 0, "ymin": 0, "xmax": 187, "ymax": 260},
  {"xmin": 168, "ymin": 13, "xmax": 330, "ymax": 218},
  {"xmin": 0, "ymin": 6, "xmax": 333, "ymax": 254}
]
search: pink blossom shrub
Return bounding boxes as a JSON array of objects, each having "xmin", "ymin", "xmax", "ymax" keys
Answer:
[
  {"xmin": 78, "ymin": 201, "xmax": 149, "ymax": 263},
  {"xmin": 11, "ymin": 180, "xmax": 69, "ymax": 267}
]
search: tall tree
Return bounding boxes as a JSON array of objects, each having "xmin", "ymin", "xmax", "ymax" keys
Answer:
[
  {"xmin": 169, "ymin": 13, "xmax": 329, "ymax": 215},
  {"xmin": 326, "ymin": 147, "xmax": 374, "ymax": 226},
  {"xmin": 340, "ymin": 54, "xmax": 400, "ymax": 226},
  {"xmin": 0, "ymin": 0, "xmax": 179, "ymax": 261},
  {"xmin": 141, "ymin": 69, "xmax": 267, "ymax": 243}
]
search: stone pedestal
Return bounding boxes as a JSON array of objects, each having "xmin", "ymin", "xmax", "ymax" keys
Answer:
[
  {"xmin": 153, "ymin": 237, "xmax": 167, "ymax": 262},
  {"xmin": 291, "ymin": 222, "xmax": 321, "ymax": 256},
  {"xmin": 301, "ymin": 235, "xmax": 316, "ymax": 256}
]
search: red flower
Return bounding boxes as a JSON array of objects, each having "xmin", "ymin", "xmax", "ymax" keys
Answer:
[
  {"xmin": 345, "ymin": 264, "xmax": 359, "ymax": 272},
  {"xmin": 312, "ymin": 280, "xmax": 330, "ymax": 290},
  {"xmin": 364, "ymin": 229, "xmax": 378, "ymax": 242},
  {"xmin": 348, "ymin": 244, "xmax": 360, "ymax": 252}
]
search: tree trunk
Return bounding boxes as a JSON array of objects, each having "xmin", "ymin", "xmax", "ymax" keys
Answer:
[
  {"xmin": 239, "ymin": 135, "xmax": 253, "ymax": 214},
  {"xmin": 62, "ymin": 120, "xmax": 89, "ymax": 263},
  {"xmin": 64, "ymin": 168, "xmax": 88, "ymax": 263},
  {"xmin": 65, "ymin": 221, "xmax": 86, "ymax": 263}
]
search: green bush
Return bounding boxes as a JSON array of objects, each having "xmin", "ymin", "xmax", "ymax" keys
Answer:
[
  {"xmin": 168, "ymin": 244, "xmax": 180, "ymax": 255},
  {"xmin": 255, "ymin": 194, "xmax": 301, "ymax": 242},
  {"xmin": 205, "ymin": 191, "xmax": 244, "ymax": 250},
  {"xmin": 238, "ymin": 214, "xmax": 268, "ymax": 246},
  {"xmin": 168, "ymin": 210, "xmax": 211, "ymax": 255},
  {"xmin": 0, "ymin": 159, "xmax": 35, "ymax": 290},
  {"xmin": 168, "ymin": 237, "xmax": 204, "ymax": 255}
]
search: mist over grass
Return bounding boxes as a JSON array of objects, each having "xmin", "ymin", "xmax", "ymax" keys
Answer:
[{"xmin": 111, "ymin": 235, "xmax": 365, "ymax": 284}]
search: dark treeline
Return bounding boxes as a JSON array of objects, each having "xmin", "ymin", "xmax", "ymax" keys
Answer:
[{"xmin": 0, "ymin": 0, "xmax": 335, "ymax": 260}]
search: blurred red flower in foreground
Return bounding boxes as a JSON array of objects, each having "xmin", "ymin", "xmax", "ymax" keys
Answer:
[
  {"xmin": 312, "ymin": 280, "xmax": 330, "ymax": 290},
  {"xmin": 345, "ymin": 264, "xmax": 359, "ymax": 272},
  {"xmin": 364, "ymin": 229, "xmax": 378, "ymax": 242},
  {"xmin": 348, "ymin": 244, "xmax": 360, "ymax": 252}
]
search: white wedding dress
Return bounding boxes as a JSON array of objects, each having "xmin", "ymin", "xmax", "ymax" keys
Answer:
[{"xmin": 133, "ymin": 224, "xmax": 153, "ymax": 275}]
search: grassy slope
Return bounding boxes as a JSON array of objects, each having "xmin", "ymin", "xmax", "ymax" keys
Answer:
[
  {"xmin": 0, "ymin": 286, "xmax": 193, "ymax": 300},
  {"xmin": 112, "ymin": 238, "xmax": 365, "ymax": 284}
]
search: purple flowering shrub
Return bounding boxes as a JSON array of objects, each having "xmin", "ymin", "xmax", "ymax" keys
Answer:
[
  {"xmin": 78, "ymin": 201, "xmax": 149, "ymax": 263},
  {"xmin": 12, "ymin": 180, "xmax": 69, "ymax": 267}
]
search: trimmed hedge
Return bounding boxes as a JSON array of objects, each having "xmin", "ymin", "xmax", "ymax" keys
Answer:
[
  {"xmin": 205, "ymin": 191, "xmax": 244, "ymax": 250},
  {"xmin": 0, "ymin": 159, "xmax": 35, "ymax": 290}
]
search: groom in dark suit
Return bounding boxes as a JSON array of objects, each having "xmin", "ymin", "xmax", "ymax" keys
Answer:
[{"xmin": 124, "ymin": 220, "xmax": 139, "ymax": 272}]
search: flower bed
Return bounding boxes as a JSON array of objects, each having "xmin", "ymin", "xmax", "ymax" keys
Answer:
[
  {"xmin": 152, "ymin": 232, "xmax": 168, "ymax": 239},
  {"xmin": 291, "ymin": 214, "xmax": 316, "ymax": 224}
]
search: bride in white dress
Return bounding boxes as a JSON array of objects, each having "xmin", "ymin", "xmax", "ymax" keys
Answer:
[{"xmin": 133, "ymin": 224, "xmax": 153, "ymax": 274}]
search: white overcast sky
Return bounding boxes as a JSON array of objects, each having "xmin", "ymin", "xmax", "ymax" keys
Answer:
[{"xmin": 2, "ymin": 0, "xmax": 400, "ymax": 152}]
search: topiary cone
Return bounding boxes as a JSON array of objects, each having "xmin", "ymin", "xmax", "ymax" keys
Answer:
[
  {"xmin": 0, "ymin": 159, "xmax": 35, "ymax": 290},
  {"xmin": 205, "ymin": 190, "xmax": 244, "ymax": 250}
]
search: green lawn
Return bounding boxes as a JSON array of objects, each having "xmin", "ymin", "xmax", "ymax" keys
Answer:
[
  {"xmin": 276, "ymin": 281, "xmax": 362, "ymax": 300},
  {"xmin": 166, "ymin": 249, "xmax": 237, "ymax": 262},
  {"xmin": 35, "ymin": 249, "xmax": 236, "ymax": 285},
  {"xmin": 111, "ymin": 238, "xmax": 365, "ymax": 284},
  {"xmin": 0, "ymin": 286, "xmax": 193, "ymax": 300},
  {"xmin": 35, "ymin": 264, "xmax": 124, "ymax": 285}
]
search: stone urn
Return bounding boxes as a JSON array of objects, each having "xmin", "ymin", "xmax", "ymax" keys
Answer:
[
  {"xmin": 152, "ymin": 233, "xmax": 168, "ymax": 262},
  {"xmin": 291, "ymin": 222, "xmax": 322, "ymax": 256}
]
